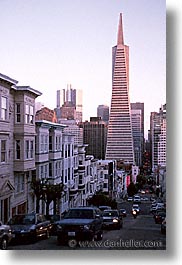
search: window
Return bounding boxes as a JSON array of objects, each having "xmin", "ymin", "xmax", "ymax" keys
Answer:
[
  {"xmin": 30, "ymin": 141, "xmax": 34, "ymax": 158},
  {"xmin": 49, "ymin": 163, "xmax": 52, "ymax": 177},
  {"xmin": 49, "ymin": 136, "xmax": 52, "ymax": 151},
  {"xmin": 30, "ymin": 106, "xmax": 34, "ymax": 124},
  {"xmin": 15, "ymin": 174, "xmax": 24, "ymax": 193},
  {"xmin": 1, "ymin": 96, "xmax": 8, "ymax": 120},
  {"xmin": 25, "ymin": 140, "xmax": 34, "ymax": 159},
  {"xmin": 25, "ymin": 104, "xmax": 34, "ymax": 124},
  {"xmin": 1, "ymin": 140, "xmax": 6, "ymax": 163},
  {"xmin": 40, "ymin": 166, "xmax": 44, "ymax": 179},
  {"xmin": 16, "ymin": 103, "xmax": 21, "ymax": 122},
  {"xmin": 26, "ymin": 140, "xmax": 29, "ymax": 159},
  {"xmin": 45, "ymin": 164, "xmax": 48, "ymax": 178},
  {"xmin": 25, "ymin": 104, "xmax": 29, "ymax": 123},
  {"xmin": 45, "ymin": 135, "xmax": 48, "ymax": 152},
  {"xmin": 41, "ymin": 135, "xmax": 44, "ymax": 152},
  {"xmin": 16, "ymin": 140, "xmax": 21, "ymax": 159}
]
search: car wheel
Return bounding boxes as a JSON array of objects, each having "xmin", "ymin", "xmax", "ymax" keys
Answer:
[
  {"xmin": 1, "ymin": 237, "xmax": 8, "ymax": 250},
  {"xmin": 95, "ymin": 231, "xmax": 103, "ymax": 241},
  {"xmin": 68, "ymin": 239, "xmax": 78, "ymax": 248},
  {"xmin": 46, "ymin": 230, "xmax": 50, "ymax": 239}
]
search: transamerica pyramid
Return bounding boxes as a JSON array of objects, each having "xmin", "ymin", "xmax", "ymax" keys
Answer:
[{"xmin": 105, "ymin": 13, "xmax": 135, "ymax": 164}]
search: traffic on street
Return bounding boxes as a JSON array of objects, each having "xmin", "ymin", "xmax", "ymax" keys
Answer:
[{"xmin": 8, "ymin": 193, "xmax": 166, "ymax": 250}]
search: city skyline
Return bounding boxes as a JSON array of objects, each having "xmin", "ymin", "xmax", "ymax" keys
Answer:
[{"xmin": 0, "ymin": 0, "xmax": 166, "ymax": 137}]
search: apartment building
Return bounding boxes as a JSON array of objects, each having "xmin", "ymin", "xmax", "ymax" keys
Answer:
[{"xmin": 0, "ymin": 73, "xmax": 42, "ymax": 223}]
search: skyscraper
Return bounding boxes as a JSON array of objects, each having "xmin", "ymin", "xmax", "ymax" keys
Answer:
[
  {"xmin": 131, "ymin": 108, "xmax": 142, "ymax": 167},
  {"xmin": 56, "ymin": 86, "xmax": 83, "ymax": 122},
  {"xmin": 81, "ymin": 117, "xmax": 107, "ymax": 160},
  {"xmin": 105, "ymin": 13, "xmax": 134, "ymax": 164},
  {"xmin": 131, "ymin": 102, "xmax": 144, "ymax": 167},
  {"xmin": 150, "ymin": 104, "xmax": 166, "ymax": 170},
  {"xmin": 97, "ymin": 105, "xmax": 109, "ymax": 123}
]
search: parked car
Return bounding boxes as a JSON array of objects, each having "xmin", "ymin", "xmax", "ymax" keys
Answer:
[
  {"xmin": 119, "ymin": 209, "xmax": 127, "ymax": 217},
  {"xmin": 102, "ymin": 209, "xmax": 123, "ymax": 230},
  {"xmin": 0, "ymin": 221, "xmax": 13, "ymax": 250},
  {"xmin": 45, "ymin": 214, "xmax": 61, "ymax": 235},
  {"xmin": 8, "ymin": 213, "xmax": 51, "ymax": 243},
  {"xmin": 150, "ymin": 203, "xmax": 165, "ymax": 214},
  {"xmin": 56, "ymin": 207, "xmax": 103, "ymax": 246},
  {"xmin": 127, "ymin": 197, "xmax": 133, "ymax": 202},
  {"xmin": 161, "ymin": 218, "xmax": 166, "ymax": 234},
  {"xmin": 153, "ymin": 211, "xmax": 166, "ymax": 224}
]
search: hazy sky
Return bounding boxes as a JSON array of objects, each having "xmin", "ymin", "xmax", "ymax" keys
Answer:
[{"xmin": 0, "ymin": 0, "xmax": 166, "ymax": 137}]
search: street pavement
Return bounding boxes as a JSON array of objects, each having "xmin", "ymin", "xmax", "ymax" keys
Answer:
[{"xmin": 8, "ymin": 195, "xmax": 166, "ymax": 250}]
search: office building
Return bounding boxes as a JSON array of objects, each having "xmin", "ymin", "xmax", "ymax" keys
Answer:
[
  {"xmin": 105, "ymin": 14, "xmax": 135, "ymax": 164},
  {"xmin": 131, "ymin": 102, "xmax": 144, "ymax": 167},
  {"xmin": 97, "ymin": 105, "xmax": 109, "ymax": 123},
  {"xmin": 81, "ymin": 117, "xmax": 107, "ymax": 160}
]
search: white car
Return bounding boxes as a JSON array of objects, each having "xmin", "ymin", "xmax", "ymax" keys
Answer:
[{"xmin": 133, "ymin": 195, "xmax": 141, "ymax": 203}]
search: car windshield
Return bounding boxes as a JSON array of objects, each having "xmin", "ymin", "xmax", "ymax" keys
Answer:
[
  {"xmin": 64, "ymin": 209, "xmax": 94, "ymax": 219},
  {"xmin": 103, "ymin": 211, "xmax": 118, "ymax": 217},
  {"xmin": 8, "ymin": 214, "xmax": 35, "ymax": 225},
  {"xmin": 157, "ymin": 212, "xmax": 166, "ymax": 216}
]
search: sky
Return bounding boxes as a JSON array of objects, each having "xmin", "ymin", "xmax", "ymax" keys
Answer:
[{"xmin": 0, "ymin": 0, "xmax": 166, "ymax": 138}]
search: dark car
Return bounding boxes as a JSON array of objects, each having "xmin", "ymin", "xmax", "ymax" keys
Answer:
[
  {"xmin": 102, "ymin": 210, "xmax": 123, "ymax": 230},
  {"xmin": 154, "ymin": 211, "xmax": 166, "ymax": 224},
  {"xmin": 161, "ymin": 218, "xmax": 166, "ymax": 234},
  {"xmin": 56, "ymin": 207, "xmax": 103, "ymax": 246},
  {"xmin": 8, "ymin": 213, "xmax": 51, "ymax": 243},
  {"xmin": 119, "ymin": 209, "xmax": 127, "ymax": 217},
  {"xmin": 98, "ymin": 206, "xmax": 111, "ymax": 212},
  {"xmin": 45, "ymin": 214, "xmax": 61, "ymax": 235},
  {"xmin": 0, "ymin": 221, "xmax": 13, "ymax": 250}
]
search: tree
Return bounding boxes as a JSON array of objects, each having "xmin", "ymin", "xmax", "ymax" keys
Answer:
[
  {"xmin": 30, "ymin": 179, "xmax": 65, "ymax": 215},
  {"xmin": 87, "ymin": 193, "xmax": 117, "ymax": 209},
  {"xmin": 127, "ymin": 182, "xmax": 137, "ymax": 197}
]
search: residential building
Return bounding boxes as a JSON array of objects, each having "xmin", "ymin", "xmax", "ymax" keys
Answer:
[
  {"xmin": 57, "ymin": 119, "xmax": 83, "ymax": 145},
  {"xmin": 0, "ymin": 73, "xmax": 41, "ymax": 223},
  {"xmin": 35, "ymin": 106, "xmax": 57, "ymax": 123},
  {"xmin": 97, "ymin": 160, "xmax": 116, "ymax": 196},
  {"xmin": 105, "ymin": 13, "xmax": 135, "ymax": 164}
]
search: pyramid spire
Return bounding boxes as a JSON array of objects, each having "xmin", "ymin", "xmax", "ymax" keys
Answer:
[{"xmin": 117, "ymin": 13, "xmax": 124, "ymax": 45}]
